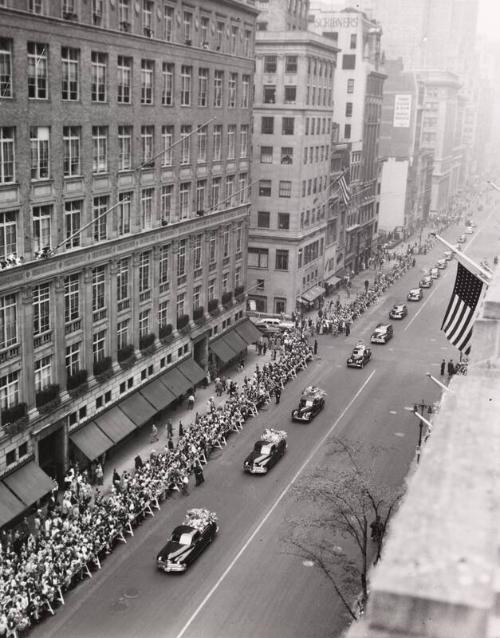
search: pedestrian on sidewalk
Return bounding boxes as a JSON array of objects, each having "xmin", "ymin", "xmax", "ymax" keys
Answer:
[
  {"xmin": 181, "ymin": 473, "xmax": 189, "ymax": 495},
  {"xmin": 95, "ymin": 462, "xmax": 104, "ymax": 486},
  {"xmin": 274, "ymin": 386, "xmax": 281, "ymax": 404},
  {"xmin": 187, "ymin": 393, "xmax": 195, "ymax": 409},
  {"xmin": 167, "ymin": 435, "xmax": 174, "ymax": 451},
  {"xmin": 313, "ymin": 339, "xmax": 318, "ymax": 355},
  {"xmin": 345, "ymin": 321, "xmax": 351, "ymax": 337},
  {"xmin": 447, "ymin": 359, "xmax": 455, "ymax": 378},
  {"xmin": 440, "ymin": 359, "xmax": 446, "ymax": 376},
  {"xmin": 167, "ymin": 419, "xmax": 173, "ymax": 439},
  {"xmin": 112, "ymin": 469, "xmax": 121, "ymax": 490},
  {"xmin": 150, "ymin": 423, "xmax": 159, "ymax": 443},
  {"xmin": 262, "ymin": 338, "xmax": 268, "ymax": 356},
  {"xmin": 194, "ymin": 463, "xmax": 205, "ymax": 486},
  {"xmin": 179, "ymin": 421, "xmax": 184, "ymax": 438},
  {"xmin": 238, "ymin": 356, "xmax": 245, "ymax": 371}
]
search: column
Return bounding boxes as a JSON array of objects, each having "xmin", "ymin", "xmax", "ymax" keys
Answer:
[
  {"xmin": 82, "ymin": 267, "xmax": 94, "ymax": 375},
  {"xmin": 20, "ymin": 286, "xmax": 35, "ymax": 409},
  {"xmin": 131, "ymin": 252, "xmax": 140, "ymax": 346},
  {"xmin": 108, "ymin": 258, "xmax": 118, "ymax": 362},
  {"xmin": 53, "ymin": 276, "xmax": 67, "ymax": 390},
  {"xmin": 151, "ymin": 245, "xmax": 160, "ymax": 337}
]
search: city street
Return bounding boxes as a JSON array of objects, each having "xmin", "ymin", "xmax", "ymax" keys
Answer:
[{"xmin": 32, "ymin": 216, "xmax": 496, "ymax": 638}]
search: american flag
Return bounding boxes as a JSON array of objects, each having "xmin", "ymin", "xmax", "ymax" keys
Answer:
[
  {"xmin": 441, "ymin": 262, "xmax": 484, "ymax": 354},
  {"xmin": 338, "ymin": 171, "xmax": 351, "ymax": 206}
]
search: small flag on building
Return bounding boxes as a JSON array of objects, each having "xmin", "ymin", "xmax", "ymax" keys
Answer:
[
  {"xmin": 338, "ymin": 171, "xmax": 351, "ymax": 206},
  {"xmin": 441, "ymin": 262, "xmax": 484, "ymax": 354}
]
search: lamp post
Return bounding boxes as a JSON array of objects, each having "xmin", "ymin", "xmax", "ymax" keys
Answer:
[{"xmin": 412, "ymin": 400, "xmax": 433, "ymax": 463}]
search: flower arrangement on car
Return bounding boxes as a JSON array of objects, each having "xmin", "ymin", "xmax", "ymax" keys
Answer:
[{"xmin": 244, "ymin": 429, "xmax": 288, "ymax": 474}]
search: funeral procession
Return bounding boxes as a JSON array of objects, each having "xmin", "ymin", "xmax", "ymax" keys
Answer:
[{"xmin": 0, "ymin": 1, "xmax": 499, "ymax": 637}]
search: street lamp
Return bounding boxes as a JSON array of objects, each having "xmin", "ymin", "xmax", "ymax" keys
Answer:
[{"xmin": 405, "ymin": 401, "xmax": 433, "ymax": 463}]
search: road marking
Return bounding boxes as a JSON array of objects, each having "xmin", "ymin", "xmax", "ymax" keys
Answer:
[
  {"xmin": 404, "ymin": 285, "xmax": 440, "ymax": 332},
  {"xmin": 175, "ymin": 370, "xmax": 377, "ymax": 638}
]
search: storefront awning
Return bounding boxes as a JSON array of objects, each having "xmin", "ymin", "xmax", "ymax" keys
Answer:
[
  {"xmin": 177, "ymin": 358, "xmax": 205, "ymax": 386},
  {"xmin": 70, "ymin": 421, "xmax": 114, "ymax": 461},
  {"xmin": 209, "ymin": 335, "xmax": 238, "ymax": 364},
  {"xmin": 118, "ymin": 392, "xmax": 156, "ymax": 427},
  {"xmin": 140, "ymin": 378, "xmax": 176, "ymax": 411},
  {"xmin": 234, "ymin": 319, "xmax": 262, "ymax": 344},
  {"xmin": 0, "ymin": 482, "xmax": 26, "ymax": 528},
  {"xmin": 324, "ymin": 274, "xmax": 341, "ymax": 286},
  {"xmin": 160, "ymin": 366, "xmax": 192, "ymax": 397},
  {"xmin": 94, "ymin": 406, "xmax": 137, "ymax": 444},
  {"xmin": 2, "ymin": 461, "xmax": 55, "ymax": 509},
  {"xmin": 222, "ymin": 329, "xmax": 248, "ymax": 355},
  {"xmin": 301, "ymin": 285, "xmax": 325, "ymax": 303}
]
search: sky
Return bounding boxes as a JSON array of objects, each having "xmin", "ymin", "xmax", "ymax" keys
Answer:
[{"xmin": 477, "ymin": 0, "xmax": 500, "ymax": 36}]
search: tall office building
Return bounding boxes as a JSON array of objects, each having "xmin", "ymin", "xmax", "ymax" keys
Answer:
[{"xmin": 0, "ymin": 0, "xmax": 258, "ymax": 519}]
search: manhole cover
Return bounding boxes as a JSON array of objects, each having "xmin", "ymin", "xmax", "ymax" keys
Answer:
[{"xmin": 123, "ymin": 588, "xmax": 139, "ymax": 599}]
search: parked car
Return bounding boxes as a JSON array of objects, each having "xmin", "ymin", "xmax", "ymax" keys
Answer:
[
  {"xmin": 291, "ymin": 386, "xmax": 326, "ymax": 422},
  {"xmin": 347, "ymin": 342, "xmax": 372, "ymax": 368},
  {"xmin": 419, "ymin": 276, "xmax": 433, "ymax": 288},
  {"xmin": 157, "ymin": 509, "xmax": 218, "ymax": 573},
  {"xmin": 430, "ymin": 267, "xmax": 439, "ymax": 279},
  {"xmin": 243, "ymin": 429, "xmax": 287, "ymax": 474},
  {"xmin": 370, "ymin": 323, "xmax": 394, "ymax": 344},
  {"xmin": 251, "ymin": 316, "xmax": 295, "ymax": 333},
  {"xmin": 389, "ymin": 303, "xmax": 408, "ymax": 320},
  {"xmin": 443, "ymin": 251, "xmax": 453, "ymax": 261},
  {"xmin": 436, "ymin": 259, "xmax": 447, "ymax": 269},
  {"xmin": 407, "ymin": 287, "xmax": 423, "ymax": 301}
]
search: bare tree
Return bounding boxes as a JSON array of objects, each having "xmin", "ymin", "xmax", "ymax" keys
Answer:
[{"xmin": 285, "ymin": 438, "xmax": 403, "ymax": 619}]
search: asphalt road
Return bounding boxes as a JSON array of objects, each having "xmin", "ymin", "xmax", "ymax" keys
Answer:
[{"xmin": 33, "ymin": 215, "xmax": 498, "ymax": 638}]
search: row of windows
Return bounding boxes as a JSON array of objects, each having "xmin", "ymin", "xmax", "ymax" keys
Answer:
[
  {"xmin": 248, "ymin": 247, "xmax": 289, "ymax": 271},
  {"xmin": 263, "ymin": 54, "xmax": 334, "ymax": 80},
  {"xmin": 0, "ymin": 39, "xmax": 252, "ymax": 109},
  {"xmin": 0, "ymin": 123, "xmax": 249, "ymax": 184},
  {"xmin": 256, "ymin": 211, "xmax": 290, "ymax": 230},
  {"xmin": 305, "ymin": 85, "xmax": 333, "ymax": 108},
  {"xmin": 259, "ymin": 144, "xmax": 329, "ymax": 168},
  {"xmin": 300, "ymin": 174, "xmax": 330, "ymax": 198},
  {"xmin": 259, "ymin": 116, "xmax": 331, "ymax": 137},
  {"xmin": 10, "ymin": 0, "xmax": 254, "ymax": 57},
  {"xmin": 0, "ymin": 177, "xmax": 248, "ymax": 257}
]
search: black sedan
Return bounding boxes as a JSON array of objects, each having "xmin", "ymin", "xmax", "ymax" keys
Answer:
[
  {"xmin": 291, "ymin": 386, "xmax": 326, "ymax": 423},
  {"xmin": 244, "ymin": 429, "xmax": 287, "ymax": 474},
  {"xmin": 389, "ymin": 304, "xmax": 408, "ymax": 320},
  {"xmin": 157, "ymin": 509, "xmax": 218, "ymax": 573},
  {"xmin": 347, "ymin": 343, "xmax": 372, "ymax": 368}
]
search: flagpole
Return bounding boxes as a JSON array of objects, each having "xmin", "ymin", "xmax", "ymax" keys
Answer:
[{"xmin": 430, "ymin": 233, "xmax": 491, "ymax": 283}]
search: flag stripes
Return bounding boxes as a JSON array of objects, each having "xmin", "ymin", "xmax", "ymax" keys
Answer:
[{"xmin": 338, "ymin": 173, "xmax": 351, "ymax": 206}]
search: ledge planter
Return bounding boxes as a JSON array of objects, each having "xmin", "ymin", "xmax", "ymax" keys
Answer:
[
  {"xmin": 193, "ymin": 307, "xmax": 205, "ymax": 324},
  {"xmin": 36, "ymin": 384, "xmax": 61, "ymax": 414},
  {"xmin": 139, "ymin": 333, "xmax": 156, "ymax": 356},
  {"xmin": 93, "ymin": 356, "xmax": 113, "ymax": 381},
  {"xmin": 67, "ymin": 369, "xmax": 89, "ymax": 398},
  {"xmin": 1, "ymin": 403, "xmax": 28, "ymax": 432},
  {"xmin": 176, "ymin": 314, "xmax": 191, "ymax": 334},
  {"xmin": 208, "ymin": 298, "xmax": 220, "ymax": 316},
  {"xmin": 118, "ymin": 344, "xmax": 136, "ymax": 369},
  {"xmin": 234, "ymin": 285, "xmax": 245, "ymax": 302},
  {"xmin": 222, "ymin": 291, "xmax": 233, "ymax": 308},
  {"xmin": 159, "ymin": 323, "xmax": 174, "ymax": 345}
]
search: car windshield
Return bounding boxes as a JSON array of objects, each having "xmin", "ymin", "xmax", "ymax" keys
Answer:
[
  {"xmin": 352, "ymin": 349, "xmax": 363, "ymax": 357},
  {"xmin": 171, "ymin": 529, "xmax": 195, "ymax": 544},
  {"xmin": 304, "ymin": 400, "xmax": 314, "ymax": 407}
]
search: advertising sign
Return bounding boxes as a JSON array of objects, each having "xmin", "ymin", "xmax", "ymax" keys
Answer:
[{"xmin": 393, "ymin": 94, "xmax": 412, "ymax": 128}]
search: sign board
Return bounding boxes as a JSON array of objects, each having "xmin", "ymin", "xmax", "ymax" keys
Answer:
[
  {"xmin": 393, "ymin": 94, "xmax": 412, "ymax": 128},
  {"xmin": 314, "ymin": 15, "xmax": 359, "ymax": 29}
]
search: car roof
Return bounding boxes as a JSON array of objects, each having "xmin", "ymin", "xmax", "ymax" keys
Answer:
[{"xmin": 409, "ymin": 288, "xmax": 420, "ymax": 293}]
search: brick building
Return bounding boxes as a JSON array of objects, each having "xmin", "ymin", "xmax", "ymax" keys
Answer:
[{"xmin": 0, "ymin": 0, "xmax": 258, "ymax": 518}]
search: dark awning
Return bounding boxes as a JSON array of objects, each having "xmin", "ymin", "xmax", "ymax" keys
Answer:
[
  {"xmin": 223, "ymin": 329, "xmax": 247, "ymax": 355},
  {"xmin": 140, "ymin": 378, "xmax": 176, "ymax": 411},
  {"xmin": 177, "ymin": 358, "xmax": 205, "ymax": 385},
  {"xmin": 160, "ymin": 367, "xmax": 192, "ymax": 397},
  {"xmin": 0, "ymin": 482, "xmax": 26, "ymax": 528},
  {"xmin": 235, "ymin": 319, "xmax": 262, "ymax": 344},
  {"xmin": 94, "ymin": 406, "xmax": 137, "ymax": 444},
  {"xmin": 3, "ymin": 461, "xmax": 55, "ymax": 508},
  {"xmin": 118, "ymin": 392, "xmax": 157, "ymax": 426},
  {"xmin": 324, "ymin": 274, "xmax": 341, "ymax": 286},
  {"xmin": 301, "ymin": 285, "xmax": 325, "ymax": 303},
  {"xmin": 209, "ymin": 336, "xmax": 238, "ymax": 363},
  {"xmin": 69, "ymin": 421, "xmax": 114, "ymax": 461}
]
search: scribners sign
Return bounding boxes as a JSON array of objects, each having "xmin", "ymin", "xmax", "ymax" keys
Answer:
[{"xmin": 314, "ymin": 15, "xmax": 359, "ymax": 29}]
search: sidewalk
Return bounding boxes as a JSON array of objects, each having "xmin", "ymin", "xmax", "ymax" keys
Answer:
[{"xmin": 101, "ymin": 345, "xmax": 274, "ymax": 492}]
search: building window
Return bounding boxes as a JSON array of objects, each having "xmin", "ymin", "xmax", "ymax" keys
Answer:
[
  {"xmin": 274, "ymin": 298, "xmax": 286, "ymax": 314},
  {"xmin": 211, "ymin": 178, "xmax": 221, "ymax": 210},
  {"xmin": 163, "ymin": 5, "xmax": 173, "ymax": 41},
  {"xmin": 193, "ymin": 285, "xmax": 201, "ymax": 311},
  {"xmin": 141, "ymin": 59, "xmax": 154, "ymax": 104},
  {"xmin": 240, "ymin": 125, "xmax": 248, "ymax": 158},
  {"xmin": 214, "ymin": 70, "xmax": 223, "ymax": 107},
  {"xmin": 92, "ymin": 0, "xmax": 104, "ymax": 25},
  {"xmin": 142, "ymin": 0, "xmax": 153, "ymax": 36},
  {"xmin": 180, "ymin": 125, "xmax": 191, "ymax": 165},
  {"xmin": 248, "ymin": 247, "xmax": 269, "ymax": 269},
  {"xmin": 63, "ymin": 126, "xmax": 81, "ymax": 177},
  {"xmin": 198, "ymin": 68, "xmax": 208, "ymax": 107},
  {"xmin": 239, "ymin": 173, "xmax": 247, "ymax": 204},
  {"xmin": 61, "ymin": 47, "xmax": 79, "ymax": 101},
  {"xmin": 0, "ymin": 371, "xmax": 19, "ymax": 411},
  {"xmin": 180, "ymin": 65, "xmax": 192, "ymax": 106},
  {"xmin": 278, "ymin": 213, "xmax": 290, "ymax": 229},
  {"xmin": 282, "ymin": 117, "xmax": 294, "ymax": 135},
  {"xmin": 230, "ymin": 25, "xmax": 238, "ymax": 54},
  {"xmin": 208, "ymin": 278, "xmax": 215, "ymax": 301},
  {"xmin": 27, "ymin": 42, "xmax": 48, "ymax": 99},
  {"xmin": 259, "ymin": 180, "xmax": 271, "ymax": 197},
  {"xmin": 158, "ymin": 245, "xmax": 169, "ymax": 288},
  {"xmin": 65, "ymin": 342, "xmax": 80, "ymax": 376},
  {"xmin": 285, "ymin": 56, "xmax": 297, "ymax": 73},
  {"xmin": 158, "ymin": 300, "xmax": 169, "ymax": 327},
  {"xmin": 281, "ymin": 147, "xmax": 293, "ymax": 165},
  {"xmin": 213, "ymin": 125, "xmax": 222, "ymax": 161},
  {"xmin": 138, "ymin": 252, "xmax": 151, "ymax": 293},
  {"xmin": 32, "ymin": 204, "xmax": 51, "ymax": 252},
  {"xmin": 284, "ymin": 85, "xmax": 296, "ymax": 104},
  {"xmin": 208, "ymin": 231, "xmax": 216, "ymax": 264},
  {"xmin": 93, "ymin": 195, "xmax": 108, "ymax": 242},
  {"xmin": 0, "ymin": 294, "xmax": 17, "ymax": 349},
  {"xmin": 347, "ymin": 78, "xmax": 354, "ymax": 93},
  {"xmin": 279, "ymin": 181, "xmax": 292, "ymax": 198},
  {"xmin": 236, "ymin": 224, "xmax": 242, "ymax": 253},
  {"xmin": 261, "ymin": 117, "xmax": 274, "ymax": 135},
  {"xmin": 92, "ymin": 126, "xmax": 108, "ymax": 173},
  {"xmin": 161, "ymin": 62, "xmax": 174, "ymax": 106},
  {"xmin": 65, "ymin": 200, "xmax": 81, "ymax": 248},
  {"xmin": 225, "ymin": 175, "xmax": 235, "ymax": 207},
  {"xmin": 179, "ymin": 183, "xmax": 191, "ymax": 219},
  {"xmin": 161, "ymin": 184, "xmax": 173, "ymax": 222},
  {"xmin": 118, "ymin": 0, "xmax": 131, "ymax": 29},
  {"xmin": 118, "ymin": 125, "xmax": 132, "ymax": 171},
  {"xmin": 92, "ymin": 330, "xmax": 106, "ymax": 363},
  {"xmin": 0, "ymin": 39, "xmax": 13, "ymax": 98},
  {"xmin": 141, "ymin": 188, "xmax": 153, "ymax": 228},
  {"xmin": 264, "ymin": 55, "xmax": 277, "ymax": 73},
  {"xmin": 141, "ymin": 125, "xmax": 154, "ymax": 166},
  {"xmin": 162, "ymin": 125, "xmax": 173, "ymax": 166},
  {"xmin": 91, "ymin": 51, "xmax": 107, "ymax": 102},
  {"xmin": 228, "ymin": 72, "xmax": 237, "ymax": 108},
  {"xmin": 345, "ymin": 102, "xmax": 353, "ymax": 117},
  {"xmin": 33, "ymin": 283, "xmax": 50, "ymax": 335},
  {"xmin": 263, "ymin": 85, "xmax": 276, "ymax": 104},
  {"xmin": 196, "ymin": 180, "xmax": 206, "ymax": 213},
  {"xmin": 216, "ymin": 21, "xmax": 224, "ymax": 51},
  {"xmin": 183, "ymin": 11, "xmax": 193, "ymax": 43},
  {"xmin": 176, "ymin": 292, "xmax": 185, "ymax": 318},
  {"xmin": 29, "ymin": 126, "xmax": 49, "ymax": 180},
  {"xmin": 257, "ymin": 211, "xmax": 270, "ymax": 228},
  {"xmin": 193, "ymin": 234, "xmax": 202, "ymax": 270},
  {"xmin": 200, "ymin": 16, "xmax": 209, "ymax": 46},
  {"xmin": 117, "ymin": 319, "xmax": 128, "ymax": 350},
  {"xmin": 92, "ymin": 265, "xmax": 106, "ymax": 311},
  {"xmin": 222, "ymin": 227, "xmax": 230, "ymax": 257},
  {"xmin": 0, "ymin": 126, "xmax": 14, "ymax": 184},
  {"xmin": 116, "ymin": 258, "xmax": 129, "ymax": 303},
  {"xmin": 34, "ymin": 355, "xmax": 52, "ymax": 392},
  {"xmin": 0, "ymin": 211, "xmax": 16, "ymax": 259},
  {"xmin": 241, "ymin": 75, "xmax": 250, "ymax": 108},
  {"xmin": 118, "ymin": 192, "xmax": 131, "ymax": 235},
  {"xmin": 342, "ymin": 54, "xmax": 356, "ymax": 70},
  {"xmin": 227, "ymin": 125, "xmax": 236, "ymax": 160},
  {"xmin": 117, "ymin": 56, "xmax": 131, "ymax": 104},
  {"xmin": 139, "ymin": 309, "xmax": 150, "ymax": 337},
  {"xmin": 344, "ymin": 124, "xmax": 351, "ymax": 139},
  {"xmin": 350, "ymin": 33, "xmax": 357, "ymax": 49}
]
